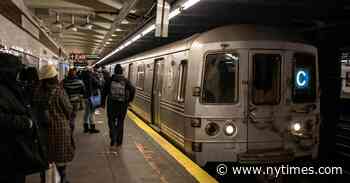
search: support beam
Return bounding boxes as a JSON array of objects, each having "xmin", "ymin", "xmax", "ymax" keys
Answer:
[
  {"xmin": 25, "ymin": 0, "xmax": 93, "ymax": 11},
  {"xmin": 94, "ymin": 0, "xmax": 140, "ymax": 54},
  {"xmin": 97, "ymin": 0, "xmax": 123, "ymax": 10}
]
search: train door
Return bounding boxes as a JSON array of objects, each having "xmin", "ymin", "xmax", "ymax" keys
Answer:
[
  {"xmin": 247, "ymin": 50, "xmax": 285, "ymax": 151},
  {"xmin": 151, "ymin": 58, "xmax": 165, "ymax": 128}
]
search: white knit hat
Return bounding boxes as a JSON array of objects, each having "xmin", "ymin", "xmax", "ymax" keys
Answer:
[{"xmin": 39, "ymin": 64, "xmax": 58, "ymax": 80}]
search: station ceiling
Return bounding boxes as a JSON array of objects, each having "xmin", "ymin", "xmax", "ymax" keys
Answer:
[{"xmin": 24, "ymin": 0, "xmax": 349, "ymax": 65}]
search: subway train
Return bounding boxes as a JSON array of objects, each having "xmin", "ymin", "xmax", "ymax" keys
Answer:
[{"xmin": 106, "ymin": 25, "xmax": 320, "ymax": 166}]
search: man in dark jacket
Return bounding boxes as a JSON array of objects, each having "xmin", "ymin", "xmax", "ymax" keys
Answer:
[
  {"xmin": 0, "ymin": 53, "xmax": 39, "ymax": 183},
  {"xmin": 101, "ymin": 64, "xmax": 135, "ymax": 149},
  {"xmin": 81, "ymin": 69, "xmax": 100, "ymax": 133}
]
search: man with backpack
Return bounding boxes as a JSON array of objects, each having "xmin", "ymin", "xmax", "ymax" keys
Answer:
[{"xmin": 101, "ymin": 64, "xmax": 135, "ymax": 149}]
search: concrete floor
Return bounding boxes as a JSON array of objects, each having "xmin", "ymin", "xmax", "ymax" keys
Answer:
[{"xmin": 27, "ymin": 109, "xmax": 197, "ymax": 183}]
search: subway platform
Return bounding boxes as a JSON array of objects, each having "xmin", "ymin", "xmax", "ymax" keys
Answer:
[{"xmin": 27, "ymin": 109, "xmax": 215, "ymax": 183}]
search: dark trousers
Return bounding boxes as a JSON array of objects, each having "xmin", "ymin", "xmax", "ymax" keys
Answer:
[{"xmin": 107, "ymin": 101, "xmax": 128, "ymax": 145}]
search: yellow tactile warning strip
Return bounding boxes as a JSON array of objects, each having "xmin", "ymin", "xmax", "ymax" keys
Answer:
[{"xmin": 127, "ymin": 111, "xmax": 218, "ymax": 183}]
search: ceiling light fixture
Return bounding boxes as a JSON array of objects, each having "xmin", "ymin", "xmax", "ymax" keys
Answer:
[
  {"xmin": 116, "ymin": 28, "xmax": 123, "ymax": 32},
  {"xmin": 53, "ymin": 12, "xmax": 63, "ymax": 29},
  {"xmin": 83, "ymin": 15, "xmax": 93, "ymax": 30},
  {"xmin": 121, "ymin": 20, "xmax": 129, "ymax": 24},
  {"xmin": 67, "ymin": 15, "xmax": 79, "ymax": 32},
  {"xmin": 95, "ymin": 0, "xmax": 201, "ymax": 66}
]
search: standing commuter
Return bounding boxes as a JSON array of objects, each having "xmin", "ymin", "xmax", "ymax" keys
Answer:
[
  {"xmin": 32, "ymin": 65, "xmax": 75, "ymax": 183},
  {"xmin": 63, "ymin": 68, "xmax": 86, "ymax": 132},
  {"xmin": 101, "ymin": 64, "xmax": 135, "ymax": 149},
  {"xmin": 0, "ymin": 53, "xmax": 45, "ymax": 183},
  {"xmin": 81, "ymin": 69, "xmax": 100, "ymax": 133}
]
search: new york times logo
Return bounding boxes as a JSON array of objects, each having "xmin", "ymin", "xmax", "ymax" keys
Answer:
[{"xmin": 214, "ymin": 163, "xmax": 343, "ymax": 178}]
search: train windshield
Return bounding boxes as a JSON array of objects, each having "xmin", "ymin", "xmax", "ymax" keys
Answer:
[
  {"xmin": 252, "ymin": 54, "xmax": 281, "ymax": 105},
  {"xmin": 202, "ymin": 53, "xmax": 239, "ymax": 104},
  {"xmin": 292, "ymin": 53, "xmax": 316, "ymax": 103}
]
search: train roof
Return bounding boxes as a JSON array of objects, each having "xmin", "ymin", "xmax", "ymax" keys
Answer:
[{"xmin": 113, "ymin": 24, "xmax": 308, "ymax": 64}]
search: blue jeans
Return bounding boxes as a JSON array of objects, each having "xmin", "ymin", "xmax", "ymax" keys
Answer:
[{"xmin": 84, "ymin": 99, "xmax": 95, "ymax": 126}]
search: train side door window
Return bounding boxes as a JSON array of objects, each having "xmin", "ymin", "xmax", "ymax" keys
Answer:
[
  {"xmin": 136, "ymin": 63, "xmax": 145, "ymax": 90},
  {"xmin": 202, "ymin": 53, "xmax": 239, "ymax": 104},
  {"xmin": 292, "ymin": 53, "xmax": 316, "ymax": 103},
  {"xmin": 177, "ymin": 60, "xmax": 188, "ymax": 102},
  {"xmin": 252, "ymin": 54, "xmax": 281, "ymax": 105}
]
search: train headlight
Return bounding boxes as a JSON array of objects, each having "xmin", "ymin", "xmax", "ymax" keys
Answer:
[
  {"xmin": 292, "ymin": 123, "xmax": 301, "ymax": 132},
  {"xmin": 224, "ymin": 123, "xmax": 237, "ymax": 136},
  {"xmin": 290, "ymin": 121, "xmax": 303, "ymax": 136},
  {"xmin": 205, "ymin": 122, "xmax": 220, "ymax": 136}
]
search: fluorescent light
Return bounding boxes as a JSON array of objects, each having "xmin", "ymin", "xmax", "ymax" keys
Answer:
[
  {"xmin": 182, "ymin": 0, "xmax": 201, "ymax": 10},
  {"xmin": 124, "ymin": 41, "xmax": 132, "ymax": 47},
  {"xmin": 142, "ymin": 24, "xmax": 156, "ymax": 35},
  {"xmin": 169, "ymin": 8, "xmax": 181, "ymax": 20},
  {"xmin": 116, "ymin": 28, "xmax": 123, "ymax": 31},
  {"xmin": 112, "ymin": 34, "xmax": 118, "ymax": 37},
  {"xmin": 121, "ymin": 20, "xmax": 129, "ymax": 24},
  {"xmin": 108, "ymin": 38, "xmax": 113, "ymax": 41},
  {"xmin": 131, "ymin": 34, "xmax": 142, "ymax": 42},
  {"xmin": 106, "ymin": 42, "xmax": 110, "ymax": 44}
]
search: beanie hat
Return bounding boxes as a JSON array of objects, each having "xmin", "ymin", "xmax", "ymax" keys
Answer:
[{"xmin": 39, "ymin": 64, "xmax": 58, "ymax": 80}]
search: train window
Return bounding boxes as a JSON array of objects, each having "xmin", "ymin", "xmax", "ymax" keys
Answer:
[
  {"xmin": 128, "ymin": 63, "xmax": 134, "ymax": 83},
  {"xmin": 252, "ymin": 54, "xmax": 281, "ymax": 105},
  {"xmin": 202, "ymin": 53, "xmax": 239, "ymax": 104},
  {"xmin": 136, "ymin": 63, "xmax": 145, "ymax": 90},
  {"xmin": 177, "ymin": 60, "xmax": 188, "ymax": 102},
  {"xmin": 292, "ymin": 53, "xmax": 316, "ymax": 103}
]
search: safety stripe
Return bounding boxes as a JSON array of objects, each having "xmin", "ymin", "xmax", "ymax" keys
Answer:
[{"xmin": 127, "ymin": 111, "xmax": 218, "ymax": 183}]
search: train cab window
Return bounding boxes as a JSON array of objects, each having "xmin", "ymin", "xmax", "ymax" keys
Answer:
[
  {"xmin": 136, "ymin": 64, "xmax": 145, "ymax": 90},
  {"xmin": 292, "ymin": 53, "xmax": 316, "ymax": 103},
  {"xmin": 177, "ymin": 60, "xmax": 188, "ymax": 102},
  {"xmin": 202, "ymin": 53, "xmax": 239, "ymax": 104},
  {"xmin": 252, "ymin": 54, "xmax": 281, "ymax": 105}
]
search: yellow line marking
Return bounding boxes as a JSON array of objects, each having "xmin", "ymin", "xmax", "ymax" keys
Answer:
[{"xmin": 127, "ymin": 111, "xmax": 218, "ymax": 183}]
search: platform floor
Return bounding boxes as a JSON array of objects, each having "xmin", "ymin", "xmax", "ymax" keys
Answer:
[{"xmin": 27, "ymin": 109, "xmax": 198, "ymax": 183}]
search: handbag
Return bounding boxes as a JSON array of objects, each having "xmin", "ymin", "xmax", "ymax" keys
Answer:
[
  {"xmin": 89, "ymin": 95, "xmax": 101, "ymax": 108},
  {"xmin": 46, "ymin": 163, "xmax": 61, "ymax": 183},
  {"xmin": 14, "ymin": 119, "xmax": 49, "ymax": 175}
]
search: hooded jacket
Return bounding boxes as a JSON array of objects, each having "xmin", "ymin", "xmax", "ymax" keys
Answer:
[{"xmin": 102, "ymin": 74, "xmax": 135, "ymax": 106}]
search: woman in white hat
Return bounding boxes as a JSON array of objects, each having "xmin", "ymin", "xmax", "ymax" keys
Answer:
[{"xmin": 32, "ymin": 64, "xmax": 75, "ymax": 183}]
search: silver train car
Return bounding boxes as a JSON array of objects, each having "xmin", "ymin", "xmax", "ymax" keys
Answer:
[{"xmin": 107, "ymin": 25, "xmax": 320, "ymax": 166}]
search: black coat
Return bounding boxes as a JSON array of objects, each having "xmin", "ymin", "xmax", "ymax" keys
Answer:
[
  {"xmin": 0, "ymin": 83, "xmax": 34, "ymax": 177},
  {"xmin": 102, "ymin": 74, "xmax": 135, "ymax": 106}
]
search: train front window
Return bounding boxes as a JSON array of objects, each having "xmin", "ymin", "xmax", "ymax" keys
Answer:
[
  {"xmin": 252, "ymin": 54, "xmax": 281, "ymax": 105},
  {"xmin": 292, "ymin": 53, "xmax": 316, "ymax": 103},
  {"xmin": 202, "ymin": 53, "xmax": 239, "ymax": 104}
]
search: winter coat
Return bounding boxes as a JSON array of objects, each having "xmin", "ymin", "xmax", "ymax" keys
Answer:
[
  {"xmin": 32, "ymin": 83, "xmax": 75, "ymax": 164},
  {"xmin": 0, "ymin": 83, "xmax": 34, "ymax": 176},
  {"xmin": 102, "ymin": 74, "xmax": 135, "ymax": 106},
  {"xmin": 81, "ymin": 71, "xmax": 100, "ymax": 98}
]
